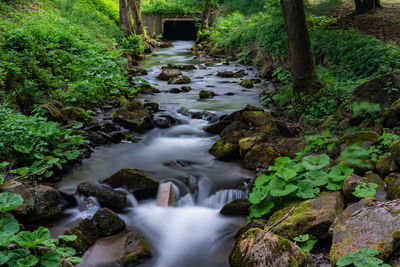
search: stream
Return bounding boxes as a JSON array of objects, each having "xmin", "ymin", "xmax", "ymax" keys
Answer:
[{"xmin": 54, "ymin": 41, "xmax": 265, "ymax": 267}]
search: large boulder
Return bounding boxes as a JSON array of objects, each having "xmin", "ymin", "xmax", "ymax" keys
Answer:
[
  {"xmin": 1, "ymin": 180, "xmax": 35, "ymax": 217},
  {"xmin": 329, "ymin": 198, "xmax": 400, "ymax": 265},
  {"xmin": 118, "ymin": 227, "xmax": 152, "ymax": 266},
  {"xmin": 220, "ymin": 198, "xmax": 251, "ymax": 216},
  {"xmin": 62, "ymin": 219, "xmax": 100, "ymax": 253},
  {"xmin": 112, "ymin": 101, "xmax": 154, "ymax": 133},
  {"xmin": 92, "ymin": 208, "xmax": 126, "ymax": 236},
  {"xmin": 384, "ymin": 173, "xmax": 400, "ymax": 200},
  {"xmin": 337, "ymin": 131, "xmax": 380, "ymax": 150},
  {"xmin": 267, "ymin": 192, "xmax": 344, "ymax": 239},
  {"xmin": 230, "ymin": 229, "xmax": 312, "ymax": 267},
  {"xmin": 243, "ymin": 144, "xmax": 281, "ymax": 170},
  {"xmin": 42, "ymin": 103, "xmax": 65, "ymax": 123},
  {"xmin": 168, "ymin": 75, "xmax": 191, "ymax": 84},
  {"xmin": 157, "ymin": 69, "xmax": 181, "ymax": 80},
  {"xmin": 30, "ymin": 185, "xmax": 68, "ymax": 222},
  {"xmin": 209, "ymin": 131, "xmax": 242, "ymax": 160},
  {"xmin": 62, "ymin": 106, "xmax": 87, "ymax": 122},
  {"xmin": 103, "ymin": 169, "xmax": 159, "ymax": 200},
  {"xmin": 376, "ymin": 155, "xmax": 399, "ymax": 177},
  {"xmin": 77, "ymin": 182, "xmax": 127, "ymax": 211},
  {"xmin": 342, "ymin": 172, "xmax": 387, "ymax": 202}
]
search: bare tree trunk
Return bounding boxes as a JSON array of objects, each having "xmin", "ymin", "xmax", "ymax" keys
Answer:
[
  {"xmin": 280, "ymin": 0, "xmax": 318, "ymax": 95},
  {"xmin": 129, "ymin": 0, "xmax": 145, "ymax": 35},
  {"xmin": 354, "ymin": 0, "xmax": 382, "ymax": 13},
  {"xmin": 200, "ymin": 0, "xmax": 212, "ymax": 30},
  {"xmin": 119, "ymin": 0, "xmax": 133, "ymax": 36}
]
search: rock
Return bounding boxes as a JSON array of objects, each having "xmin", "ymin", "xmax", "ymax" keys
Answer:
[
  {"xmin": 235, "ymin": 219, "xmax": 268, "ymax": 238},
  {"xmin": 126, "ymin": 67, "xmax": 147, "ymax": 76},
  {"xmin": 42, "ymin": 103, "xmax": 65, "ymax": 123},
  {"xmin": 157, "ymin": 69, "xmax": 182, "ymax": 81},
  {"xmin": 342, "ymin": 173, "xmax": 364, "ymax": 202},
  {"xmin": 30, "ymin": 185, "xmax": 68, "ymax": 222},
  {"xmin": 363, "ymin": 172, "xmax": 387, "ymax": 201},
  {"xmin": 153, "ymin": 115, "xmax": 176, "ymax": 128},
  {"xmin": 209, "ymin": 131, "xmax": 241, "ymax": 160},
  {"xmin": 240, "ymin": 79, "xmax": 254, "ymax": 88},
  {"xmin": 384, "ymin": 173, "xmax": 400, "ymax": 200},
  {"xmin": 230, "ymin": 229, "xmax": 312, "ymax": 267},
  {"xmin": 243, "ymin": 144, "xmax": 281, "ymax": 170},
  {"xmin": 260, "ymin": 65, "xmax": 275, "ymax": 79},
  {"xmin": 384, "ymin": 98, "xmax": 400, "ymax": 127},
  {"xmin": 143, "ymin": 102, "xmax": 159, "ymax": 113},
  {"xmin": 199, "ymin": 90, "xmax": 215, "ymax": 99},
  {"xmin": 267, "ymin": 192, "xmax": 344, "ymax": 239},
  {"xmin": 86, "ymin": 132, "xmax": 110, "ymax": 146},
  {"xmin": 62, "ymin": 107, "xmax": 87, "ymax": 122},
  {"xmin": 329, "ymin": 198, "xmax": 400, "ymax": 265},
  {"xmin": 205, "ymin": 117, "xmax": 234, "ymax": 135},
  {"xmin": 209, "ymin": 48, "xmax": 225, "ymax": 56},
  {"xmin": 217, "ymin": 71, "xmax": 234, "ymax": 78},
  {"xmin": 110, "ymin": 131, "xmax": 126, "ymax": 142},
  {"xmin": 162, "ymin": 64, "xmax": 195, "ymax": 71},
  {"xmin": 118, "ymin": 227, "xmax": 152, "ymax": 266},
  {"xmin": 140, "ymin": 84, "xmax": 160, "ymax": 94},
  {"xmin": 92, "ymin": 208, "xmax": 126, "ymax": 236},
  {"xmin": 112, "ymin": 101, "xmax": 154, "ymax": 133},
  {"xmin": 156, "ymin": 182, "xmax": 175, "ymax": 207},
  {"xmin": 77, "ymin": 182, "xmax": 127, "ymax": 211},
  {"xmin": 337, "ymin": 131, "xmax": 380, "ymax": 149},
  {"xmin": 220, "ymin": 198, "xmax": 251, "ymax": 216},
  {"xmin": 103, "ymin": 169, "xmax": 159, "ymax": 200},
  {"xmin": 221, "ymin": 121, "xmax": 249, "ymax": 137},
  {"xmin": 239, "ymin": 137, "xmax": 260, "ymax": 156},
  {"xmin": 168, "ymin": 75, "xmax": 191, "ymax": 84},
  {"xmin": 181, "ymin": 86, "xmax": 192, "ymax": 92},
  {"xmin": 376, "ymin": 155, "xmax": 399, "ymax": 177},
  {"xmin": 390, "ymin": 140, "xmax": 400, "ymax": 165},
  {"xmin": 62, "ymin": 219, "xmax": 99, "ymax": 253},
  {"xmin": 233, "ymin": 70, "xmax": 247, "ymax": 78},
  {"xmin": 1, "ymin": 180, "xmax": 35, "ymax": 217},
  {"xmin": 241, "ymin": 111, "xmax": 274, "ymax": 128},
  {"xmin": 168, "ymin": 88, "xmax": 181, "ymax": 94},
  {"xmin": 157, "ymin": 41, "xmax": 173, "ymax": 48}
]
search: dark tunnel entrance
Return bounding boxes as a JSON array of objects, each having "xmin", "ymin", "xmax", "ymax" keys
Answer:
[{"xmin": 163, "ymin": 20, "xmax": 197, "ymax": 40}]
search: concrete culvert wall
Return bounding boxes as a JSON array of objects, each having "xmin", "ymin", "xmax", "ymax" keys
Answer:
[{"xmin": 163, "ymin": 19, "xmax": 197, "ymax": 40}]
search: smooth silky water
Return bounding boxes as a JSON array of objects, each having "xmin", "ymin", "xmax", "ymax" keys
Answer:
[{"xmin": 54, "ymin": 41, "xmax": 265, "ymax": 267}]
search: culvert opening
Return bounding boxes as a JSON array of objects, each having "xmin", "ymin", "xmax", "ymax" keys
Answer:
[{"xmin": 163, "ymin": 20, "xmax": 197, "ymax": 40}]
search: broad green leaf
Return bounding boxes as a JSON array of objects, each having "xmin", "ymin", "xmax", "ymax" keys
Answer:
[
  {"xmin": 248, "ymin": 199, "xmax": 275, "ymax": 219},
  {"xmin": 289, "ymin": 163, "xmax": 305, "ymax": 174},
  {"xmin": 16, "ymin": 255, "xmax": 39, "ymax": 267},
  {"xmin": 13, "ymin": 144, "xmax": 33, "ymax": 154},
  {"xmin": 56, "ymin": 247, "xmax": 76, "ymax": 258},
  {"xmin": 32, "ymin": 226, "xmax": 51, "ymax": 244},
  {"xmin": 40, "ymin": 251, "xmax": 60, "ymax": 267},
  {"xmin": 0, "ymin": 231, "xmax": 15, "ymax": 247},
  {"xmin": 58, "ymin": 235, "xmax": 77, "ymax": 242},
  {"xmin": 326, "ymin": 181, "xmax": 343, "ymax": 191},
  {"xmin": 0, "ymin": 216, "xmax": 20, "ymax": 234},
  {"xmin": 276, "ymin": 167, "xmax": 297, "ymax": 181},
  {"xmin": 293, "ymin": 234, "xmax": 311, "ymax": 243},
  {"xmin": 249, "ymin": 185, "xmax": 269, "ymax": 205},
  {"xmin": 296, "ymin": 180, "xmax": 320, "ymax": 199},
  {"xmin": 64, "ymin": 150, "xmax": 80, "ymax": 160},
  {"xmin": 38, "ymin": 122, "xmax": 58, "ymax": 137},
  {"xmin": 304, "ymin": 170, "xmax": 329, "ymax": 186},
  {"xmin": 0, "ymin": 174, "xmax": 4, "ymax": 186},
  {"xmin": 302, "ymin": 154, "xmax": 330, "ymax": 171},
  {"xmin": 254, "ymin": 174, "xmax": 273, "ymax": 186},
  {"xmin": 0, "ymin": 192, "xmax": 24, "ymax": 212},
  {"xmin": 0, "ymin": 162, "xmax": 9, "ymax": 169},
  {"xmin": 67, "ymin": 257, "xmax": 82, "ymax": 264},
  {"xmin": 14, "ymin": 231, "xmax": 36, "ymax": 248},
  {"xmin": 0, "ymin": 253, "xmax": 8, "ymax": 265},
  {"xmin": 7, "ymin": 249, "xmax": 31, "ymax": 267},
  {"xmin": 41, "ymin": 238, "xmax": 58, "ymax": 248},
  {"xmin": 353, "ymin": 183, "xmax": 378, "ymax": 198},
  {"xmin": 328, "ymin": 164, "xmax": 354, "ymax": 182},
  {"xmin": 294, "ymin": 234, "xmax": 318, "ymax": 252},
  {"xmin": 269, "ymin": 177, "xmax": 298, "ymax": 197},
  {"xmin": 10, "ymin": 167, "xmax": 30, "ymax": 176},
  {"xmin": 269, "ymin": 157, "xmax": 292, "ymax": 171}
]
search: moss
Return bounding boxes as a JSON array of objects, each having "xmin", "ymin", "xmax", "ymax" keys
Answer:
[
  {"xmin": 209, "ymin": 139, "xmax": 234, "ymax": 160},
  {"xmin": 384, "ymin": 173, "xmax": 400, "ymax": 199},
  {"xmin": 168, "ymin": 75, "xmax": 191, "ymax": 84},
  {"xmin": 376, "ymin": 155, "xmax": 396, "ymax": 176},
  {"xmin": 199, "ymin": 90, "xmax": 215, "ymax": 99},
  {"xmin": 239, "ymin": 79, "xmax": 254, "ymax": 88},
  {"xmin": 42, "ymin": 103, "xmax": 64, "ymax": 123},
  {"xmin": 338, "ymin": 131, "xmax": 380, "ymax": 147},
  {"xmin": 63, "ymin": 106, "xmax": 87, "ymax": 122},
  {"xmin": 243, "ymin": 144, "xmax": 281, "ymax": 170},
  {"xmin": 238, "ymin": 137, "xmax": 258, "ymax": 156},
  {"xmin": 181, "ymin": 86, "xmax": 192, "ymax": 92}
]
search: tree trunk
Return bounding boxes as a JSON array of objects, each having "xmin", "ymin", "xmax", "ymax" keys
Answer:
[
  {"xmin": 129, "ymin": 0, "xmax": 145, "ymax": 35},
  {"xmin": 280, "ymin": 0, "xmax": 318, "ymax": 95},
  {"xmin": 200, "ymin": 0, "xmax": 212, "ymax": 30},
  {"xmin": 354, "ymin": 0, "xmax": 382, "ymax": 13},
  {"xmin": 119, "ymin": 0, "xmax": 133, "ymax": 36}
]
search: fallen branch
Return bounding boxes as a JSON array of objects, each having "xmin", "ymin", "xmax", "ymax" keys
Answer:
[
  {"xmin": 265, "ymin": 206, "xmax": 296, "ymax": 232},
  {"xmin": 19, "ymin": 165, "xmax": 52, "ymax": 180}
]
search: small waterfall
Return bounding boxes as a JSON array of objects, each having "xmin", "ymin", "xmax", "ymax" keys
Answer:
[
  {"xmin": 176, "ymin": 193, "xmax": 195, "ymax": 206},
  {"xmin": 78, "ymin": 196, "xmax": 100, "ymax": 218},
  {"xmin": 201, "ymin": 189, "xmax": 249, "ymax": 209}
]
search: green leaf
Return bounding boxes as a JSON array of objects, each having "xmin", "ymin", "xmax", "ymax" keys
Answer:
[
  {"xmin": 40, "ymin": 251, "xmax": 60, "ymax": 267},
  {"xmin": 293, "ymin": 234, "xmax": 318, "ymax": 252},
  {"xmin": 304, "ymin": 170, "xmax": 329, "ymax": 186},
  {"xmin": 41, "ymin": 238, "xmax": 58, "ymax": 248},
  {"xmin": 269, "ymin": 157, "xmax": 292, "ymax": 171},
  {"xmin": 16, "ymin": 255, "xmax": 39, "ymax": 267},
  {"xmin": 0, "ymin": 192, "xmax": 24, "ymax": 212},
  {"xmin": 328, "ymin": 164, "xmax": 354, "ymax": 182},
  {"xmin": 276, "ymin": 167, "xmax": 297, "ymax": 181},
  {"xmin": 269, "ymin": 177, "xmax": 298, "ymax": 197},
  {"xmin": 0, "ymin": 231, "xmax": 15, "ymax": 247},
  {"xmin": 0, "ymin": 162, "xmax": 9, "ymax": 169},
  {"xmin": 56, "ymin": 247, "xmax": 76, "ymax": 258},
  {"xmin": 32, "ymin": 226, "xmax": 51, "ymax": 243},
  {"xmin": 0, "ymin": 174, "xmax": 4, "ymax": 186},
  {"xmin": 58, "ymin": 235, "xmax": 77, "ymax": 242},
  {"xmin": 0, "ymin": 253, "xmax": 8, "ymax": 265},
  {"xmin": 353, "ymin": 183, "xmax": 378, "ymax": 198},
  {"xmin": 0, "ymin": 216, "xmax": 20, "ymax": 234},
  {"xmin": 64, "ymin": 150, "xmax": 80, "ymax": 160},
  {"xmin": 326, "ymin": 181, "xmax": 343, "ymax": 191},
  {"xmin": 13, "ymin": 144, "xmax": 33, "ymax": 154},
  {"xmin": 249, "ymin": 184, "xmax": 270, "ymax": 205},
  {"xmin": 302, "ymin": 154, "xmax": 330, "ymax": 171},
  {"xmin": 14, "ymin": 231, "xmax": 36, "ymax": 248},
  {"xmin": 296, "ymin": 180, "xmax": 320, "ymax": 199},
  {"xmin": 336, "ymin": 248, "xmax": 389, "ymax": 267},
  {"xmin": 7, "ymin": 249, "xmax": 31, "ymax": 267},
  {"xmin": 248, "ymin": 199, "xmax": 275, "ymax": 219},
  {"xmin": 10, "ymin": 167, "xmax": 30, "ymax": 176},
  {"xmin": 254, "ymin": 174, "xmax": 273, "ymax": 186},
  {"xmin": 67, "ymin": 257, "xmax": 82, "ymax": 264}
]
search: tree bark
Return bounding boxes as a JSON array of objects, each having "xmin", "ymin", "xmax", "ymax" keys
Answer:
[
  {"xmin": 119, "ymin": 0, "xmax": 133, "ymax": 36},
  {"xmin": 280, "ymin": 0, "xmax": 318, "ymax": 95},
  {"xmin": 200, "ymin": 0, "xmax": 212, "ymax": 30},
  {"xmin": 354, "ymin": 0, "xmax": 382, "ymax": 13},
  {"xmin": 129, "ymin": 0, "xmax": 145, "ymax": 35}
]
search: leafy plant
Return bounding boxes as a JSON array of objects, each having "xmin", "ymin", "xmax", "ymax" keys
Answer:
[
  {"xmin": 352, "ymin": 182, "xmax": 378, "ymax": 198},
  {"xmin": 293, "ymin": 234, "xmax": 317, "ymax": 252},
  {"xmin": 302, "ymin": 131, "xmax": 338, "ymax": 153},
  {"xmin": 336, "ymin": 248, "xmax": 390, "ymax": 267}
]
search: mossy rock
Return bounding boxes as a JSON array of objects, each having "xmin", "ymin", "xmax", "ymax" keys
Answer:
[
  {"xmin": 376, "ymin": 154, "xmax": 399, "ymax": 177},
  {"xmin": 199, "ymin": 90, "xmax": 215, "ymax": 99},
  {"xmin": 30, "ymin": 185, "xmax": 68, "ymax": 222},
  {"xmin": 363, "ymin": 172, "xmax": 387, "ymax": 201},
  {"xmin": 217, "ymin": 71, "xmax": 234, "ymax": 78},
  {"xmin": 277, "ymin": 137, "xmax": 306, "ymax": 158},
  {"xmin": 103, "ymin": 168, "xmax": 159, "ymax": 200},
  {"xmin": 260, "ymin": 64, "xmax": 275, "ymax": 79},
  {"xmin": 220, "ymin": 198, "xmax": 251, "ymax": 216},
  {"xmin": 221, "ymin": 120, "xmax": 248, "ymax": 137},
  {"xmin": 112, "ymin": 101, "xmax": 154, "ymax": 133},
  {"xmin": 229, "ymin": 229, "xmax": 313, "ymax": 267},
  {"xmin": 384, "ymin": 173, "xmax": 400, "ymax": 200},
  {"xmin": 181, "ymin": 86, "xmax": 192, "ymax": 92},
  {"xmin": 241, "ymin": 111, "xmax": 273, "ymax": 128},
  {"xmin": 205, "ymin": 117, "xmax": 233, "ymax": 135},
  {"xmin": 239, "ymin": 137, "xmax": 259, "ymax": 156},
  {"xmin": 92, "ymin": 208, "xmax": 126, "ymax": 236},
  {"xmin": 338, "ymin": 131, "xmax": 380, "ymax": 148},
  {"xmin": 143, "ymin": 102, "xmax": 159, "ymax": 113},
  {"xmin": 329, "ymin": 198, "xmax": 400, "ymax": 265},
  {"xmin": 140, "ymin": 84, "xmax": 160, "ymax": 94},
  {"xmin": 1, "ymin": 180, "xmax": 35, "ymax": 217},
  {"xmin": 118, "ymin": 227, "xmax": 152, "ymax": 266},
  {"xmin": 126, "ymin": 67, "xmax": 148, "ymax": 76},
  {"xmin": 42, "ymin": 103, "xmax": 65, "ymax": 123},
  {"xmin": 168, "ymin": 75, "xmax": 191, "ymax": 84},
  {"xmin": 209, "ymin": 131, "xmax": 241, "ymax": 160},
  {"xmin": 239, "ymin": 79, "xmax": 254, "ymax": 88},
  {"xmin": 63, "ymin": 106, "xmax": 87, "ymax": 122},
  {"xmin": 383, "ymin": 98, "xmax": 400, "ymax": 128},
  {"xmin": 390, "ymin": 140, "xmax": 400, "ymax": 165},
  {"xmin": 243, "ymin": 144, "xmax": 280, "ymax": 170},
  {"xmin": 77, "ymin": 182, "xmax": 127, "ymax": 211},
  {"xmin": 62, "ymin": 219, "xmax": 99, "ymax": 254},
  {"xmin": 267, "ymin": 191, "xmax": 344, "ymax": 240},
  {"xmin": 157, "ymin": 69, "xmax": 181, "ymax": 81},
  {"xmin": 342, "ymin": 172, "xmax": 387, "ymax": 202}
]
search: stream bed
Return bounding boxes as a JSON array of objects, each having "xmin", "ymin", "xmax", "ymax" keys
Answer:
[{"xmin": 54, "ymin": 41, "xmax": 266, "ymax": 267}]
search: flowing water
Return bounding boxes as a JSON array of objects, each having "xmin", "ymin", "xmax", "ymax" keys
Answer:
[{"xmin": 55, "ymin": 41, "xmax": 266, "ymax": 267}]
